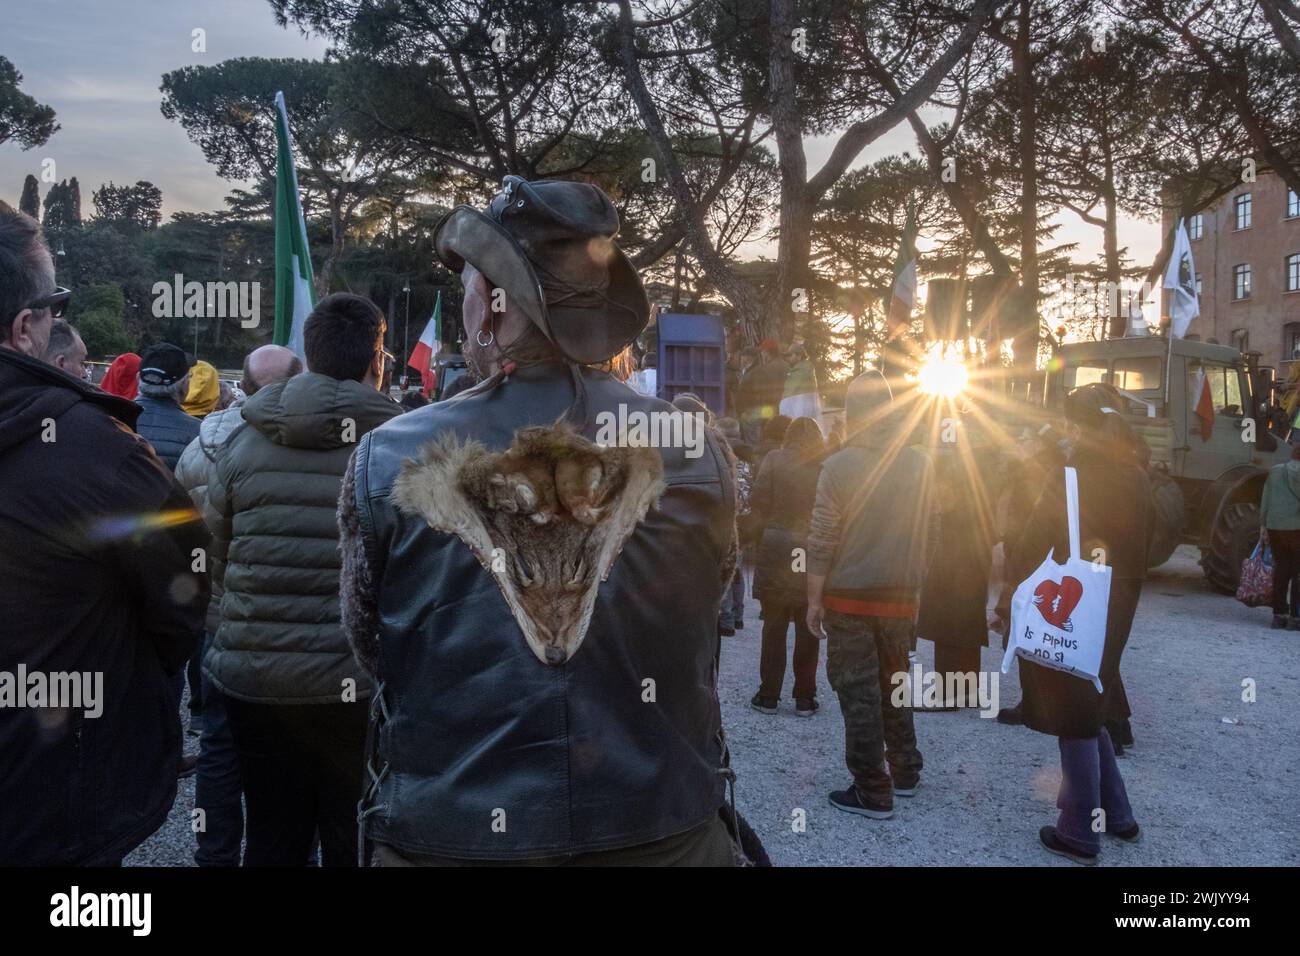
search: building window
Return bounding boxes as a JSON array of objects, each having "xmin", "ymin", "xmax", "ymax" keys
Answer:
[
  {"xmin": 1288, "ymin": 253, "xmax": 1300, "ymax": 293},
  {"xmin": 1235, "ymin": 193, "xmax": 1252, "ymax": 230},
  {"xmin": 1231, "ymin": 328, "xmax": 1249, "ymax": 353},
  {"xmin": 1233, "ymin": 263, "xmax": 1252, "ymax": 300},
  {"xmin": 1195, "ymin": 272, "xmax": 1203, "ymax": 297},
  {"xmin": 1287, "ymin": 323, "xmax": 1300, "ymax": 362},
  {"xmin": 1289, "ymin": 190, "xmax": 1300, "ymax": 219},
  {"xmin": 1188, "ymin": 213, "xmax": 1203, "ymax": 240}
]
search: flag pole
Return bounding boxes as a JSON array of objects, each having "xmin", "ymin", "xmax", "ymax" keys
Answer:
[{"xmin": 1161, "ymin": 214, "xmax": 1181, "ymax": 416}]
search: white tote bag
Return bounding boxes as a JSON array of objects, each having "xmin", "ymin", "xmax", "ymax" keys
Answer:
[{"xmin": 1001, "ymin": 467, "xmax": 1109, "ymax": 692}]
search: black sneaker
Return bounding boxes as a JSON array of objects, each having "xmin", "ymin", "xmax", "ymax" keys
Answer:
[
  {"xmin": 893, "ymin": 777, "xmax": 920, "ymax": 798},
  {"xmin": 750, "ymin": 693, "xmax": 778, "ymax": 715},
  {"xmin": 1039, "ymin": 826, "xmax": 1097, "ymax": 865},
  {"xmin": 828, "ymin": 784, "xmax": 893, "ymax": 819},
  {"xmin": 1290, "ymin": 617, "xmax": 1300, "ymax": 632},
  {"xmin": 996, "ymin": 703, "xmax": 1024, "ymax": 725},
  {"xmin": 1108, "ymin": 822, "xmax": 1142, "ymax": 844},
  {"xmin": 178, "ymin": 753, "xmax": 198, "ymax": 779},
  {"xmin": 719, "ymin": 622, "xmax": 736, "ymax": 636},
  {"xmin": 794, "ymin": 698, "xmax": 819, "ymax": 717},
  {"xmin": 1271, "ymin": 614, "xmax": 1288, "ymax": 629}
]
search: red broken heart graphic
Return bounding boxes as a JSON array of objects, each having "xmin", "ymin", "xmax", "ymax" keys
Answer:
[{"xmin": 1033, "ymin": 576, "xmax": 1084, "ymax": 628}]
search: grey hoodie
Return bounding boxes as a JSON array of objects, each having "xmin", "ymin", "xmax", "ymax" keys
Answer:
[{"xmin": 807, "ymin": 371, "xmax": 936, "ymax": 609}]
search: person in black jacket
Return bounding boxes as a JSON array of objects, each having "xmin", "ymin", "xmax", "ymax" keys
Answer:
[
  {"xmin": 916, "ymin": 448, "xmax": 996, "ymax": 709},
  {"xmin": 337, "ymin": 177, "xmax": 746, "ymax": 865},
  {"xmin": 1007, "ymin": 385, "xmax": 1150, "ymax": 864},
  {"xmin": 750, "ymin": 416, "xmax": 824, "ymax": 715},
  {"xmin": 134, "ymin": 342, "xmax": 200, "ymax": 472},
  {"xmin": 0, "ymin": 209, "xmax": 209, "ymax": 865}
]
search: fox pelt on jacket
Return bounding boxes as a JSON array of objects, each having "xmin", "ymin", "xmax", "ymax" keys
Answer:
[{"xmin": 387, "ymin": 423, "xmax": 666, "ymax": 666}]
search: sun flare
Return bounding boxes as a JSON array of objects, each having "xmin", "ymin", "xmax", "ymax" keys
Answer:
[{"xmin": 916, "ymin": 354, "xmax": 969, "ymax": 399}]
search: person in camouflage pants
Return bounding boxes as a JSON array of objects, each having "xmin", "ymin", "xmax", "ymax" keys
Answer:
[
  {"xmin": 823, "ymin": 611, "xmax": 923, "ymax": 805},
  {"xmin": 806, "ymin": 370, "xmax": 935, "ymax": 819}
]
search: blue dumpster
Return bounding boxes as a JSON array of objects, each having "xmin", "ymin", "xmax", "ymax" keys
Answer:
[{"xmin": 656, "ymin": 312, "xmax": 726, "ymax": 416}]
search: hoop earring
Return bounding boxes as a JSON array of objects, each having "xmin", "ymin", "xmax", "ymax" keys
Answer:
[{"xmin": 476, "ymin": 328, "xmax": 495, "ymax": 348}]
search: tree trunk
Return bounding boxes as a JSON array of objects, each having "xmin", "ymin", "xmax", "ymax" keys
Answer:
[
  {"xmin": 316, "ymin": 194, "xmax": 345, "ymax": 299},
  {"xmin": 614, "ymin": 0, "xmax": 766, "ymax": 343},
  {"xmin": 769, "ymin": 0, "xmax": 810, "ymax": 344},
  {"xmin": 907, "ymin": 112, "xmax": 1013, "ymax": 277},
  {"xmin": 1012, "ymin": 0, "xmax": 1039, "ymax": 370}
]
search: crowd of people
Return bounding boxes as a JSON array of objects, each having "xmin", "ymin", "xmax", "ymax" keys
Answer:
[{"xmin": 0, "ymin": 177, "xmax": 1168, "ymax": 867}]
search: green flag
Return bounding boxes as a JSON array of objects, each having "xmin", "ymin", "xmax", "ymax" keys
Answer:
[{"xmin": 273, "ymin": 91, "xmax": 315, "ymax": 355}]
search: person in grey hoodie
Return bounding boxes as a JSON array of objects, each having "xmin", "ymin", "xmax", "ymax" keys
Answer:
[
  {"xmin": 806, "ymin": 370, "xmax": 935, "ymax": 820},
  {"xmin": 1260, "ymin": 445, "xmax": 1300, "ymax": 628}
]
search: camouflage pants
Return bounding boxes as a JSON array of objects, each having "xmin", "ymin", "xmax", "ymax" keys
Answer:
[{"xmin": 824, "ymin": 610, "xmax": 923, "ymax": 802}]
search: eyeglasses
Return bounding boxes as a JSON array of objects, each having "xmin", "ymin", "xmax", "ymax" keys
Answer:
[{"xmin": 24, "ymin": 287, "xmax": 72, "ymax": 319}]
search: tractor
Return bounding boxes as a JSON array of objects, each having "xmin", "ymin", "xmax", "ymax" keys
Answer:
[{"xmin": 1040, "ymin": 336, "xmax": 1293, "ymax": 592}]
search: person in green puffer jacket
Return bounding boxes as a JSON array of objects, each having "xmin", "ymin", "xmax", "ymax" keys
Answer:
[
  {"xmin": 1260, "ymin": 446, "xmax": 1300, "ymax": 629},
  {"xmin": 205, "ymin": 293, "xmax": 401, "ymax": 866}
]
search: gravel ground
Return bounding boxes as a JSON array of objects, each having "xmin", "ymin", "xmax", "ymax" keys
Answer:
[{"xmin": 128, "ymin": 544, "xmax": 1298, "ymax": 867}]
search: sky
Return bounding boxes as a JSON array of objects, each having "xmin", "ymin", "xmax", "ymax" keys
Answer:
[{"xmin": 1, "ymin": 0, "xmax": 1160, "ymax": 282}]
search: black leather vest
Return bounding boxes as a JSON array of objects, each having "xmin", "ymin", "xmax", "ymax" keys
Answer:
[{"xmin": 351, "ymin": 363, "xmax": 734, "ymax": 859}]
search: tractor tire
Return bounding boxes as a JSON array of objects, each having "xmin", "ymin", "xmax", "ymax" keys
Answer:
[
  {"xmin": 1147, "ymin": 472, "xmax": 1185, "ymax": 570},
  {"xmin": 1200, "ymin": 501, "xmax": 1261, "ymax": 594}
]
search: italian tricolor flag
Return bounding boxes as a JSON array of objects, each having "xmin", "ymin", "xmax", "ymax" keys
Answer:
[
  {"xmin": 887, "ymin": 201, "xmax": 918, "ymax": 339},
  {"xmin": 272, "ymin": 91, "xmax": 316, "ymax": 359},
  {"xmin": 407, "ymin": 291, "xmax": 442, "ymax": 397}
]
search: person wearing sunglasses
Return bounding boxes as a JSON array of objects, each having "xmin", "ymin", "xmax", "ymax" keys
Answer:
[
  {"xmin": 0, "ymin": 209, "xmax": 210, "ymax": 865},
  {"xmin": 4, "ymin": 283, "xmax": 69, "ymax": 358}
]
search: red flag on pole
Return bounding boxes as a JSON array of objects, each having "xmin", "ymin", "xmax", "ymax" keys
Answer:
[{"xmin": 1193, "ymin": 368, "xmax": 1215, "ymax": 441}]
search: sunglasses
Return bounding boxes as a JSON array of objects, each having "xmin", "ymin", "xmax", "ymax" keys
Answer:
[{"xmin": 24, "ymin": 287, "xmax": 72, "ymax": 319}]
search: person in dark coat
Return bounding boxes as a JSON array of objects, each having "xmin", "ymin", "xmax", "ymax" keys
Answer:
[
  {"xmin": 916, "ymin": 448, "xmax": 995, "ymax": 708},
  {"xmin": 752, "ymin": 413, "xmax": 792, "ymax": 475},
  {"xmin": 717, "ymin": 417, "xmax": 752, "ymax": 635},
  {"xmin": 739, "ymin": 341, "xmax": 788, "ymax": 443},
  {"xmin": 134, "ymin": 343, "xmax": 200, "ymax": 471},
  {"xmin": 0, "ymin": 209, "xmax": 210, "ymax": 865},
  {"xmin": 993, "ymin": 425, "xmax": 1065, "ymax": 725},
  {"xmin": 750, "ymin": 416, "xmax": 825, "ymax": 715},
  {"xmin": 1006, "ymin": 385, "xmax": 1151, "ymax": 864}
]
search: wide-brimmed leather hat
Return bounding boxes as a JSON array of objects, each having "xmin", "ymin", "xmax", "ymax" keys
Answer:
[{"xmin": 433, "ymin": 176, "xmax": 649, "ymax": 365}]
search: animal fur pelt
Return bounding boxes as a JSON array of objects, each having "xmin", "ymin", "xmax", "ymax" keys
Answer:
[{"xmin": 391, "ymin": 424, "xmax": 666, "ymax": 666}]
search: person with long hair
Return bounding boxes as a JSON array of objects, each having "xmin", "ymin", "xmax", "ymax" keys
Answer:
[
  {"xmin": 1007, "ymin": 384, "xmax": 1151, "ymax": 863},
  {"xmin": 750, "ymin": 416, "xmax": 825, "ymax": 715}
]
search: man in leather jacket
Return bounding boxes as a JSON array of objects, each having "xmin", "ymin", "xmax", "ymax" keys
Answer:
[{"xmin": 338, "ymin": 177, "xmax": 744, "ymax": 865}]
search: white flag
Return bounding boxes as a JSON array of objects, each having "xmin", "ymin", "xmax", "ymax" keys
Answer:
[
  {"xmin": 1124, "ymin": 287, "xmax": 1149, "ymax": 337},
  {"xmin": 1163, "ymin": 219, "xmax": 1199, "ymax": 338}
]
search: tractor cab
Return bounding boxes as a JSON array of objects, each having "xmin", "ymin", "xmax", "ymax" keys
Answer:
[{"xmin": 1043, "ymin": 336, "xmax": 1293, "ymax": 590}]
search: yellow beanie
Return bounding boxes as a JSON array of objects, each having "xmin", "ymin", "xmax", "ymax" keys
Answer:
[{"xmin": 183, "ymin": 360, "xmax": 221, "ymax": 417}]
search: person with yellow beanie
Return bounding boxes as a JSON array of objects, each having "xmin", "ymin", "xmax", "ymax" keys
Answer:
[{"xmin": 183, "ymin": 360, "xmax": 221, "ymax": 418}]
